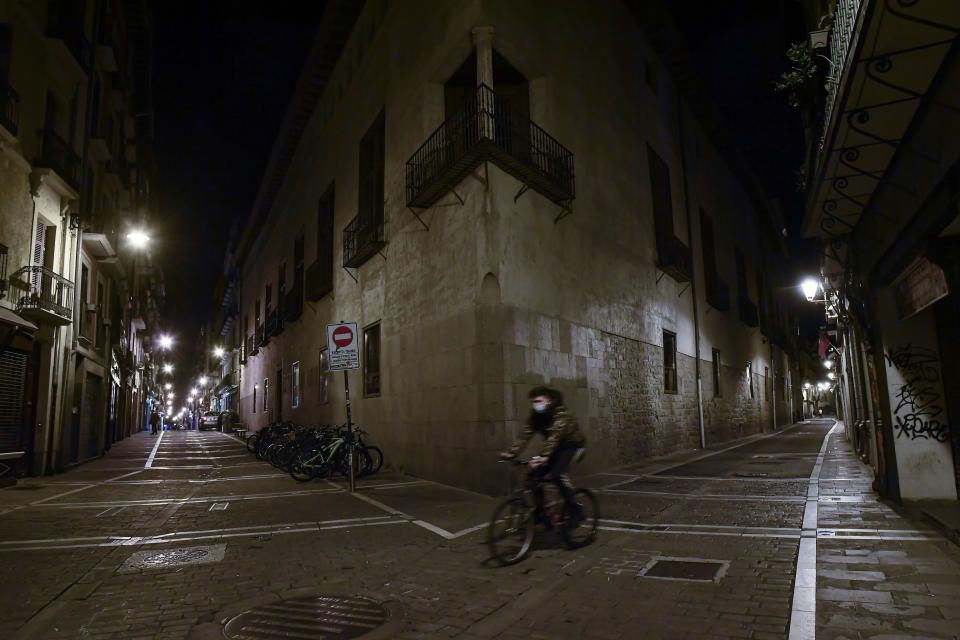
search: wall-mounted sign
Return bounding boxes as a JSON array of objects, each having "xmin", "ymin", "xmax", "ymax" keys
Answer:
[{"xmin": 893, "ymin": 257, "xmax": 949, "ymax": 320}]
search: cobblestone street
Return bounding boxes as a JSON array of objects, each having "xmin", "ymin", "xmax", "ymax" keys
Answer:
[{"xmin": 2, "ymin": 419, "xmax": 958, "ymax": 639}]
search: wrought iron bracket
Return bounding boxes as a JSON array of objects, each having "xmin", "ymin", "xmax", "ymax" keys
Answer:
[
  {"xmin": 406, "ymin": 207, "xmax": 429, "ymax": 231},
  {"xmin": 452, "ymin": 189, "xmax": 465, "ymax": 206},
  {"xmin": 342, "ymin": 267, "xmax": 359, "ymax": 284},
  {"xmin": 656, "ymin": 270, "xmax": 666, "ymax": 285},
  {"xmin": 514, "ymin": 184, "xmax": 529, "ymax": 202},
  {"xmin": 553, "ymin": 202, "xmax": 573, "ymax": 224},
  {"xmin": 677, "ymin": 283, "xmax": 690, "ymax": 297}
]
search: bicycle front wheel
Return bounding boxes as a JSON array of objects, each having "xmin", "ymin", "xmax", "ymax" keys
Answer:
[
  {"xmin": 559, "ymin": 489, "xmax": 598, "ymax": 549},
  {"xmin": 487, "ymin": 498, "xmax": 535, "ymax": 566}
]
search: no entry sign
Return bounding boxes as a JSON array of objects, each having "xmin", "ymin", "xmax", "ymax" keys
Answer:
[{"xmin": 326, "ymin": 322, "xmax": 360, "ymax": 371}]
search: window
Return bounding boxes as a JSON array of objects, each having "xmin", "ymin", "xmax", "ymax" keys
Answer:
[
  {"xmin": 764, "ymin": 366, "xmax": 770, "ymax": 401},
  {"xmin": 319, "ymin": 348, "xmax": 330, "ymax": 404},
  {"xmin": 363, "ymin": 322, "xmax": 381, "ymax": 396},
  {"xmin": 263, "ymin": 378, "xmax": 269, "ymax": 412},
  {"xmin": 255, "ymin": 299, "xmax": 260, "ymax": 327},
  {"xmin": 318, "ymin": 186, "xmax": 334, "ymax": 261},
  {"xmin": 747, "ymin": 361, "xmax": 754, "ymax": 399},
  {"xmin": 358, "ymin": 111, "xmax": 385, "ymax": 227},
  {"xmin": 252, "ymin": 384, "xmax": 257, "ymax": 414},
  {"xmin": 700, "ymin": 208, "xmax": 718, "ymax": 276},
  {"xmin": 265, "ymin": 283, "xmax": 272, "ymax": 314},
  {"xmin": 712, "ymin": 348, "xmax": 721, "ymax": 397},
  {"xmin": 663, "ymin": 330, "xmax": 677, "ymax": 394},
  {"xmin": 79, "ymin": 263, "xmax": 89, "ymax": 337},
  {"xmin": 291, "ymin": 361, "xmax": 300, "ymax": 408}
]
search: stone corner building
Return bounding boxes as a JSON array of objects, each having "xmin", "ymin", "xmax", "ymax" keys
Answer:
[{"xmin": 214, "ymin": 0, "xmax": 801, "ymax": 494}]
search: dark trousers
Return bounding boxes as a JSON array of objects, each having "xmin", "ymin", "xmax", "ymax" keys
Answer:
[{"xmin": 529, "ymin": 443, "xmax": 581, "ymax": 510}]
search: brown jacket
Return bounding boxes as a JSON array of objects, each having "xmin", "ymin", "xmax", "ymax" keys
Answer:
[{"xmin": 508, "ymin": 405, "xmax": 586, "ymax": 459}]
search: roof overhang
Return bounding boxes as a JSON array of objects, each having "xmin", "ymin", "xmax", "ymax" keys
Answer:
[{"xmin": 803, "ymin": 0, "xmax": 960, "ymax": 253}]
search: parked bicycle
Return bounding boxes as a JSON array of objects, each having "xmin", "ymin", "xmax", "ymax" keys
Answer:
[
  {"xmin": 244, "ymin": 421, "xmax": 383, "ymax": 481},
  {"xmin": 487, "ymin": 457, "xmax": 598, "ymax": 565}
]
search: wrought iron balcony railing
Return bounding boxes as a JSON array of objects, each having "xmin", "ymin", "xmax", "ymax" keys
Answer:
[
  {"xmin": 1, "ymin": 82, "xmax": 19, "ymax": 136},
  {"xmin": 343, "ymin": 215, "xmax": 385, "ymax": 269},
  {"xmin": 283, "ymin": 278, "xmax": 303, "ymax": 323},
  {"xmin": 37, "ymin": 128, "xmax": 81, "ymax": 191},
  {"xmin": 406, "ymin": 84, "xmax": 574, "ymax": 209},
  {"xmin": 704, "ymin": 272, "xmax": 731, "ymax": 312},
  {"xmin": 739, "ymin": 296, "xmax": 759, "ymax": 327},
  {"xmin": 247, "ymin": 333, "xmax": 258, "ymax": 357},
  {"xmin": 305, "ymin": 258, "xmax": 333, "ymax": 301},
  {"xmin": 263, "ymin": 309, "xmax": 277, "ymax": 342},
  {"xmin": 8, "ymin": 266, "xmax": 74, "ymax": 325},
  {"xmin": 655, "ymin": 232, "xmax": 692, "ymax": 283}
]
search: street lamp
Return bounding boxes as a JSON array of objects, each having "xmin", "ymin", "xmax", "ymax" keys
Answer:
[
  {"xmin": 823, "ymin": 359, "xmax": 834, "ymax": 369},
  {"xmin": 827, "ymin": 371, "xmax": 836, "ymax": 380},
  {"xmin": 190, "ymin": 387, "xmax": 198, "ymax": 396},
  {"xmin": 800, "ymin": 278, "xmax": 821, "ymax": 302},
  {"xmin": 213, "ymin": 346, "xmax": 225, "ymax": 358},
  {"xmin": 199, "ymin": 376, "xmax": 208, "ymax": 386},
  {"xmin": 127, "ymin": 230, "xmax": 150, "ymax": 248},
  {"xmin": 803, "ymin": 381, "xmax": 812, "ymax": 389},
  {"xmin": 163, "ymin": 363, "xmax": 174, "ymax": 374},
  {"xmin": 158, "ymin": 334, "xmax": 173, "ymax": 350}
]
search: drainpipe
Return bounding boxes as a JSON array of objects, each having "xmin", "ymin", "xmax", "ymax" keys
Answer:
[
  {"xmin": 676, "ymin": 98, "xmax": 706, "ymax": 448},
  {"xmin": 770, "ymin": 342, "xmax": 777, "ymax": 431}
]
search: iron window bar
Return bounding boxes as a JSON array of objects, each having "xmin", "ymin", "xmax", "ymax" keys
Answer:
[{"xmin": 0, "ymin": 83, "xmax": 19, "ymax": 137}]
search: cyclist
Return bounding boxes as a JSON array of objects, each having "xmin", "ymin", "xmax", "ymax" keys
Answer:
[{"xmin": 499, "ymin": 386, "xmax": 586, "ymax": 523}]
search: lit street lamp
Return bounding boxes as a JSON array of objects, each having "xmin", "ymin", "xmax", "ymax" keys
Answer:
[
  {"xmin": 158, "ymin": 334, "xmax": 173, "ymax": 350},
  {"xmin": 800, "ymin": 278, "xmax": 821, "ymax": 302},
  {"xmin": 213, "ymin": 346, "xmax": 225, "ymax": 358},
  {"xmin": 127, "ymin": 230, "xmax": 150, "ymax": 248},
  {"xmin": 164, "ymin": 383, "xmax": 172, "ymax": 390}
]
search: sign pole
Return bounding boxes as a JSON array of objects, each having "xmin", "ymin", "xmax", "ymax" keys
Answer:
[
  {"xmin": 327, "ymin": 321, "xmax": 361, "ymax": 494},
  {"xmin": 344, "ymin": 369, "xmax": 355, "ymax": 493}
]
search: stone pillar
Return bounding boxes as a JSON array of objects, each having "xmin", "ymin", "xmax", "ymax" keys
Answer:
[{"xmin": 472, "ymin": 26, "xmax": 495, "ymax": 139}]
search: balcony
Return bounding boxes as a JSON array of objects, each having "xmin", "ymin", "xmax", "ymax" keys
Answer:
[
  {"xmin": 1, "ymin": 82, "xmax": 19, "ymax": 137},
  {"xmin": 47, "ymin": 12, "xmax": 93, "ymax": 70},
  {"xmin": 342, "ymin": 215, "xmax": 385, "ymax": 269},
  {"xmin": 655, "ymin": 233, "xmax": 692, "ymax": 283},
  {"xmin": 406, "ymin": 84, "xmax": 574, "ymax": 209},
  {"xmin": 305, "ymin": 259, "xmax": 332, "ymax": 301},
  {"xmin": 283, "ymin": 279, "xmax": 303, "ymax": 323},
  {"xmin": 263, "ymin": 310, "xmax": 278, "ymax": 343},
  {"xmin": 247, "ymin": 333, "xmax": 258, "ymax": 358},
  {"xmin": 739, "ymin": 296, "xmax": 759, "ymax": 327},
  {"xmin": 37, "ymin": 128, "xmax": 81, "ymax": 192},
  {"xmin": 8, "ymin": 266, "xmax": 74, "ymax": 326},
  {"xmin": 705, "ymin": 272, "xmax": 731, "ymax": 312}
]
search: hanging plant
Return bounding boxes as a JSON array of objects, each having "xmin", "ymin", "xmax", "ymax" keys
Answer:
[{"xmin": 774, "ymin": 42, "xmax": 821, "ymax": 108}]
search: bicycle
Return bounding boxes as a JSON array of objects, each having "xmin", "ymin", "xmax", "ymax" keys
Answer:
[{"xmin": 486, "ymin": 455, "xmax": 598, "ymax": 566}]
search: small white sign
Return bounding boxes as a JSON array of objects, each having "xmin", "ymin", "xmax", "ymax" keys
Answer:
[{"xmin": 326, "ymin": 322, "xmax": 361, "ymax": 371}]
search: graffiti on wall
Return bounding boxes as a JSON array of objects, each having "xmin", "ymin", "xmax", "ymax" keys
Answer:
[{"xmin": 884, "ymin": 345, "xmax": 950, "ymax": 442}]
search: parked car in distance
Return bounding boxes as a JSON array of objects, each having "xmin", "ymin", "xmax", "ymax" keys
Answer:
[{"xmin": 200, "ymin": 411, "xmax": 220, "ymax": 430}]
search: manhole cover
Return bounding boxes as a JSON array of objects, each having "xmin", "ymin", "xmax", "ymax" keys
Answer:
[
  {"xmin": 120, "ymin": 544, "xmax": 226, "ymax": 572},
  {"xmin": 640, "ymin": 557, "xmax": 729, "ymax": 582},
  {"xmin": 224, "ymin": 595, "xmax": 388, "ymax": 639}
]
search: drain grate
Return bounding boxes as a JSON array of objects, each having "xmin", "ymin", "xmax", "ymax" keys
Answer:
[
  {"xmin": 120, "ymin": 543, "xmax": 226, "ymax": 572},
  {"xmin": 224, "ymin": 595, "xmax": 389, "ymax": 639},
  {"xmin": 640, "ymin": 556, "xmax": 729, "ymax": 582}
]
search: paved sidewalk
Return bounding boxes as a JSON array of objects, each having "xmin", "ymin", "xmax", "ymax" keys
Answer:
[{"xmin": 0, "ymin": 422, "xmax": 957, "ymax": 639}]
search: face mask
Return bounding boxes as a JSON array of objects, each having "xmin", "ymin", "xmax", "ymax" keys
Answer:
[{"xmin": 533, "ymin": 403, "xmax": 549, "ymax": 413}]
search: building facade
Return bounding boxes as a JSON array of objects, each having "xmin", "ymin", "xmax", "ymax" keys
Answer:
[
  {"xmin": 799, "ymin": 0, "xmax": 960, "ymax": 501},
  {"xmin": 215, "ymin": 0, "xmax": 801, "ymax": 494},
  {"xmin": 0, "ymin": 0, "xmax": 164, "ymax": 478}
]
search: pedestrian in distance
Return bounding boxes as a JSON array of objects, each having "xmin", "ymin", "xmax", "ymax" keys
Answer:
[
  {"xmin": 499, "ymin": 386, "xmax": 586, "ymax": 517},
  {"xmin": 149, "ymin": 411, "xmax": 161, "ymax": 435}
]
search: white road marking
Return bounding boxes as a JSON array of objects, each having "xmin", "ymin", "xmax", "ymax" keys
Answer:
[
  {"xmin": 144, "ymin": 431, "xmax": 164, "ymax": 468},
  {"xmin": 29, "ymin": 484, "xmax": 95, "ymax": 505},
  {"xmin": 789, "ymin": 420, "xmax": 839, "ymax": 640},
  {"xmin": 31, "ymin": 486, "xmax": 345, "ymax": 509},
  {"xmin": 0, "ymin": 516, "xmax": 406, "ymax": 552},
  {"xmin": 602, "ymin": 489, "xmax": 805, "ymax": 502}
]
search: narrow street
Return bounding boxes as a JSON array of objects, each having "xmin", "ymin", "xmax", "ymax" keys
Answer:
[{"xmin": 1, "ymin": 419, "xmax": 957, "ymax": 639}]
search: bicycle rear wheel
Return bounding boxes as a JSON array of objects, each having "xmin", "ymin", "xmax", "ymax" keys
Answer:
[
  {"xmin": 559, "ymin": 489, "xmax": 598, "ymax": 549},
  {"xmin": 487, "ymin": 498, "xmax": 535, "ymax": 565},
  {"xmin": 361, "ymin": 446, "xmax": 383, "ymax": 476},
  {"xmin": 290, "ymin": 455, "xmax": 314, "ymax": 482},
  {"xmin": 245, "ymin": 433, "xmax": 259, "ymax": 454}
]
